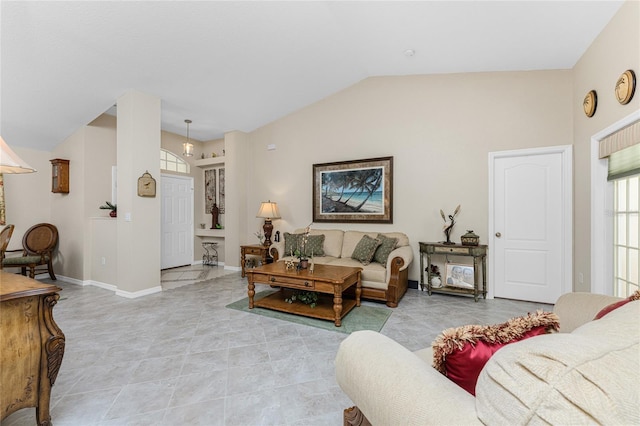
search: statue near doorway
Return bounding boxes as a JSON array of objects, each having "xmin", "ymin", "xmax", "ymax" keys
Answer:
[{"xmin": 211, "ymin": 203, "xmax": 220, "ymax": 229}]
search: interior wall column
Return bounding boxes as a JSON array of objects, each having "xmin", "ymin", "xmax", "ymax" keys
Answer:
[
  {"xmin": 116, "ymin": 90, "xmax": 162, "ymax": 296},
  {"xmin": 223, "ymin": 130, "xmax": 248, "ymax": 269}
]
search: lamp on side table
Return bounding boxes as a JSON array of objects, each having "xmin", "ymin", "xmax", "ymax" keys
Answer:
[{"xmin": 256, "ymin": 200, "xmax": 281, "ymax": 247}]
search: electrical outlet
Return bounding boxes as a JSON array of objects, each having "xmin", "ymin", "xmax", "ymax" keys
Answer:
[
  {"xmin": 101, "ymin": 257, "xmax": 106, "ymax": 265},
  {"xmin": 579, "ymin": 273, "xmax": 584, "ymax": 284}
]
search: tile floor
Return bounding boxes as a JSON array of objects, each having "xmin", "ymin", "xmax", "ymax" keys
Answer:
[{"xmin": 3, "ymin": 265, "xmax": 552, "ymax": 426}]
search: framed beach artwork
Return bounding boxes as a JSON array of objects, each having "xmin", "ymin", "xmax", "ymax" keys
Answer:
[{"xmin": 312, "ymin": 156, "xmax": 393, "ymax": 223}]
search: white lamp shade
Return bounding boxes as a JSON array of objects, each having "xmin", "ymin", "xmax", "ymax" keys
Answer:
[
  {"xmin": 256, "ymin": 201, "xmax": 281, "ymax": 219},
  {"xmin": 0, "ymin": 136, "xmax": 36, "ymax": 173}
]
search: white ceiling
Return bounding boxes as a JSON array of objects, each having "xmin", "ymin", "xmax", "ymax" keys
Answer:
[{"xmin": 0, "ymin": 1, "xmax": 624, "ymax": 151}]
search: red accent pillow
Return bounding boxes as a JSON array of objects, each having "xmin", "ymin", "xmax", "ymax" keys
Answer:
[
  {"xmin": 594, "ymin": 290, "xmax": 640, "ymax": 320},
  {"xmin": 432, "ymin": 311, "xmax": 559, "ymax": 396}
]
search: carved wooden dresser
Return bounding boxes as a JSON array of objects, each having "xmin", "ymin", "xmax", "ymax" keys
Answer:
[{"xmin": 0, "ymin": 271, "xmax": 65, "ymax": 425}]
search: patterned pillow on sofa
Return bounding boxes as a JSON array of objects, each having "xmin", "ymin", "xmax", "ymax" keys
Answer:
[
  {"xmin": 283, "ymin": 232, "xmax": 302, "ymax": 257},
  {"xmin": 303, "ymin": 234, "xmax": 325, "ymax": 257},
  {"xmin": 432, "ymin": 311, "xmax": 559, "ymax": 395},
  {"xmin": 373, "ymin": 234, "xmax": 398, "ymax": 266},
  {"xmin": 351, "ymin": 235, "xmax": 381, "ymax": 265}
]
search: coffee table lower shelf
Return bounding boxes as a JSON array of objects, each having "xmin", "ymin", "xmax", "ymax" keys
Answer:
[{"xmin": 254, "ymin": 289, "xmax": 357, "ymax": 325}]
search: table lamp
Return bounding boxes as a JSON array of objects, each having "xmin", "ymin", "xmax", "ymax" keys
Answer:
[{"xmin": 256, "ymin": 200, "xmax": 281, "ymax": 247}]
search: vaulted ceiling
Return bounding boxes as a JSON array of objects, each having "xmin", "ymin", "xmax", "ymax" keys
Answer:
[{"xmin": 0, "ymin": 1, "xmax": 624, "ymax": 151}]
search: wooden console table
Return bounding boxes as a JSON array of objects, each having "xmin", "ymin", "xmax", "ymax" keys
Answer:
[
  {"xmin": 0, "ymin": 272, "xmax": 65, "ymax": 425},
  {"xmin": 419, "ymin": 242, "xmax": 488, "ymax": 301}
]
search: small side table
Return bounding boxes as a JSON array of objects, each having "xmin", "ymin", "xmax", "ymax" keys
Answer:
[
  {"xmin": 419, "ymin": 242, "xmax": 488, "ymax": 302},
  {"xmin": 241, "ymin": 244, "xmax": 270, "ymax": 278}
]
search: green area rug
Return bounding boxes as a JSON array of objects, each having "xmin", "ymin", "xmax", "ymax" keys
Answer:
[{"xmin": 226, "ymin": 291, "xmax": 392, "ymax": 334}]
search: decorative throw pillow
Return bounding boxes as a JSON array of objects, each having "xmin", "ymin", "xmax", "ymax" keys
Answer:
[
  {"xmin": 594, "ymin": 289, "xmax": 640, "ymax": 319},
  {"xmin": 351, "ymin": 235, "xmax": 381, "ymax": 265},
  {"xmin": 432, "ymin": 311, "xmax": 560, "ymax": 396},
  {"xmin": 373, "ymin": 234, "xmax": 398, "ymax": 266},
  {"xmin": 303, "ymin": 234, "xmax": 325, "ymax": 257},
  {"xmin": 283, "ymin": 233, "xmax": 302, "ymax": 257}
]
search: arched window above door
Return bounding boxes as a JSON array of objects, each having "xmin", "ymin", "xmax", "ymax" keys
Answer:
[{"xmin": 160, "ymin": 149, "xmax": 189, "ymax": 173}]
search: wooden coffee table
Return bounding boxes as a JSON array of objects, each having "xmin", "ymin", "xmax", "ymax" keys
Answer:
[{"xmin": 246, "ymin": 262, "xmax": 362, "ymax": 327}]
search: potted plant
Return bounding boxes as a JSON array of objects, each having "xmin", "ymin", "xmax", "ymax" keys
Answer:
[
  {"xmin": 99, "ymin": 201, "xmax": 117, "ymax": 218},
  {"xmin": 428, "ymin": 264, "xmax": 442, "ymax": 288}
]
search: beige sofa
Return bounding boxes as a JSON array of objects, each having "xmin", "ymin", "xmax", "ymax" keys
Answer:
[
  {"xmin": 335, "ymin": 292, "xmax": 640, "ymax": 425},
  {"xmin": 269, "ymin": 229, "xmax": 413, "ymax": 307}
]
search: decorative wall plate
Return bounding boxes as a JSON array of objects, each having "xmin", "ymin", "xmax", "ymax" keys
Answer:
[
  {"xmin": 583, "ymin": 90, "xmax": 597, "ymax": 117},
  {"xmin": 137, "ymin": 171, "xmax": 156, "ymax": 197},
  {"xmin": 615, "ymin": 70, "xmax": 636, "ymax": 105}
]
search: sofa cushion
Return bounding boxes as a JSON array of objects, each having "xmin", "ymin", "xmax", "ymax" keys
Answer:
[
  {"xmin": 351, "ymin": 235, "xmax": 381, "ymax": 265},
  {"xmin": 476, "ymin": 301, "xmax": 640, "ymax": 425},
  {"xmin": 373, "ymin": 234, "xmax": 398, "ymax": 266},
  {"xmin": 432, "ymin": 311, "xmax": 559, "ymax": 395},
  {"xmin": 594, "ymin": 289, "xmax": 640, "ymax": 319},
  {"xmin": 380, "ymin": 231, "xmax": 410, "ymax": 248},
  {"xmin": 331, "ymin": 257, "xmax": 386, "ymax": 286},
  {"xmin": 342, "ymin": 231, "xmax": 374, "ymax": 258},
  {"xmin": 308, "ymin": 256, "xmax": 338, "ymax": 265},
  {"xmin": 296, "ymin": 228, "xmax": 344, "ymax": 258}
]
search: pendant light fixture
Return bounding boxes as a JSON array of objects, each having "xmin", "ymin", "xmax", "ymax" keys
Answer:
[{"xmin": 183, "ymin": 119, "xmax": 194, "ymax": 157}]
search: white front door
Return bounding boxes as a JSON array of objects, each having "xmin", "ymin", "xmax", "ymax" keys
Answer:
[
  {"xmin": 489, "ymin": 146, "xmax": 572, "ymax": 304},
  {"xmin": 161, "ymin": 174, "xmax": 194, "ymax": 269}
]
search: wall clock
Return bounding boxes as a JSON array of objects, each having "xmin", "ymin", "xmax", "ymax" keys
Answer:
[
  {"xmin": 583, "ymin": 90, "xmax": 597, "ymax": 117},
  {"xmin": 615, "ymin": 69, "xmax": 636, "ymax": 105},
  {"xmin": 137, "ymin": 171, "xmax": 156, "ymax": 197}
]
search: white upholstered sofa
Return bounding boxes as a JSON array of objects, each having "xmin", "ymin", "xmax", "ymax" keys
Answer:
[
  {"xmin": 335, "ymin": 292, "xmax": 640, "ymax": 425},
  {"xmin": 269, "ymin": 229, "xmax": 413, "ymax": 307}
]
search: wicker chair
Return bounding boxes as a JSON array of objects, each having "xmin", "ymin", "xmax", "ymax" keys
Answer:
[
  {"xmin": 0, "ymin": 224, "xmax": 15, "ymax": 269},
  {"xmin": 2, "ymin": 223, "xmax": 58, "ymax": 280}
]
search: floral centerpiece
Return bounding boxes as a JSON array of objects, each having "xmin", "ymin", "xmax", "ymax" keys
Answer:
[
  {"xmin": 292, "ymin": 224, "xmax": 312, "ymax": 269},
  {"xmin": 254, "ymin": 230, "xmax": 265, "ymax": 245}
]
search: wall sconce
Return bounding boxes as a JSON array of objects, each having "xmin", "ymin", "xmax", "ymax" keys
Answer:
[
  {"xmin": 256, "ymin": 200, "xmax": 281, "ymax": 247},
  {"xmin": 182, "ymin": 119, "xmax": 194, "ymax": 157}
]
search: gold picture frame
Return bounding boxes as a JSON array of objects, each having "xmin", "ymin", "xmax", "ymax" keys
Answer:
[{"xmin": 313, "ymin": 156, "xmax": 393, "ymax": 223}]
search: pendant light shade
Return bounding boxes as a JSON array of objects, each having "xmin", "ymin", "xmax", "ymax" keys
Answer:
[
  {"xmin": 183, "ymin": 119, "xmax": 194, "ymax": 157},
  {"xmin": 0, "ymin": 136, "xmax": 36, "ymax": 173}
]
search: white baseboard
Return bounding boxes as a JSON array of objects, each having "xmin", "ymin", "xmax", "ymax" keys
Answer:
[
  {"xmin": 86, "ymin": 280, "xmax": 118, "ymax": 292},
  {"xmin": 115, "ymin": 286, "xmax": 163, "ymax": 299}
]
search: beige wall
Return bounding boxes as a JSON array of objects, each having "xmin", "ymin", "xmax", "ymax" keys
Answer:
[
  {"xmin": 247, "ymin": 70, "xmax": 574, "ymax": 282},
  {"xmin": 3, "ymin": 1, "xmax": 637, "ymax": 294},
  {"xmin": 2, "ymin": 147, "xmax": 51, "ymax": 250},
  {"xmin": 50, "ymin": 125, "xmax": 86, "ymax": 280},
  {"xmin": 572, "ymin": 0, "xmax": 640, "ymax": 292}
]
